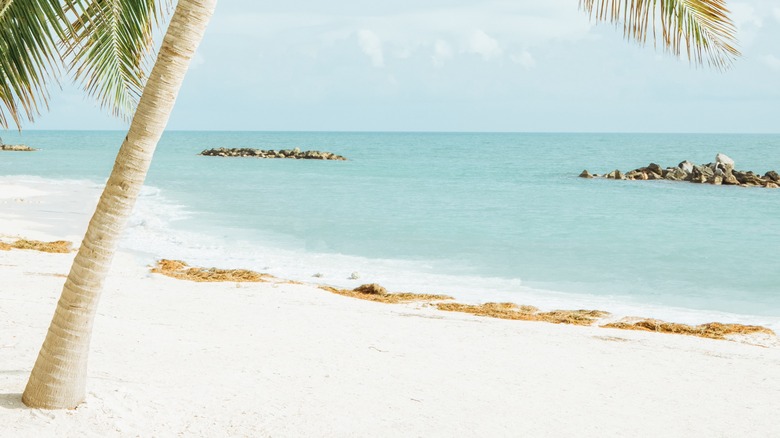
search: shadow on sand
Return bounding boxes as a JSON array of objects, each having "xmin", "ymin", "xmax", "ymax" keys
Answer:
[{"xmin": 0, "ymin": 392, "xmax": 26, "ymax": 410}]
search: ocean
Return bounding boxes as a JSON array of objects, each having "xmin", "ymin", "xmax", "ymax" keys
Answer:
[{"xmin": 2, "ymin": 130, "xmax": 779, "ymax": 328}]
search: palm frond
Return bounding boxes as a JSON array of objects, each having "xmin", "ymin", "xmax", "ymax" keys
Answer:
[
  {"xmin": 580, "ymin": 0, "xmax": 740, "ymax": 69},
  {"xmin": 0, "ymin": 0, "xmax": 71, "ymax": 129},
  {"xmin": 65, "ymin": 0, "xmax": 171, "ymax": 119}
]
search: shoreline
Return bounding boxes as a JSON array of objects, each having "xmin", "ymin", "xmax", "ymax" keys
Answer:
[
  {"xmin": 4, "ymin": 237, "xmax": 776, "ymax": 345},
  {"xmin": 2, "ymin": 175, "xmax": 780, "ymax": 334},
  {"xmin": 149, "ymin": 257, "xmax": 776, "ymax": 344},
  {"xmin": 2, "ymin": 231, "xmax": 779, "ymax": 435},
  {"xmin": 2, "ymin": 176, "xmax": 780, "ymax": 435}
]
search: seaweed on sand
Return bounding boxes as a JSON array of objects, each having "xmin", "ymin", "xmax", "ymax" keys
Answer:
[
  {"xmin": 9, "ymin": 239, "xmax": 72, "ymax": 253},
  {"xmin": 320, "ymin": 283, "xmax": 453, "ymax": 304},
  {"xmin": 436, "ymin": 302, "xmax": 609, "ymax": 326},
  {"xmin": 602, "ymin": 320, "xmax": 775, "ymax": 340},
  {"xmin": 151, "ymin": 259, "xmax": 271, "ymax": 283}
]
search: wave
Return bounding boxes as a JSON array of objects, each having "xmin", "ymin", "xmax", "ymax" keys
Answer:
[
  {"xmin": 120, "ymin": 185, "xmax": 780, "ymax": 333},
  {"xmin": 5, "ymin": 174, "xmax": 779, "ymax": 333}
]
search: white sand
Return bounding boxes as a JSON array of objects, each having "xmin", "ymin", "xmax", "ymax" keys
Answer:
[
  {"xmin": 2, "ymin": 183, "xmax": 780, "ymax": 437},
  {"xmin": 0, "ymin": 184, "xmax": 47, "ymax": 200}
]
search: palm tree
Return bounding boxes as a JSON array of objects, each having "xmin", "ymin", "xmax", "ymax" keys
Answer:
[
  {"xmin": 1, "ymin": 0, "xmax": 217, "ymax": 409},
  {"xmin": 0, "ymin": 0, "xmax": 735, "ymax": 410}
]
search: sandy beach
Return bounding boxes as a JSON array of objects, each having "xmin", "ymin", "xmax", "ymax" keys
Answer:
[
  {"xmin": 2, "ymin": 180, "xmax": 780, "ymax": 437},
  {"xmin": 2, "ymin": 0, "xmax": 779, "ymax": 433}
]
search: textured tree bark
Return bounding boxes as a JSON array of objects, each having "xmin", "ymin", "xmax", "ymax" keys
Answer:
[{"xmin": 22, "ymin": 0, "xmax": 217, "ymax": 409}]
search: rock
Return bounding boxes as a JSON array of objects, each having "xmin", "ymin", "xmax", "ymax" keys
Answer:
[
  {"xmin": 0, "ymin": 144, "xmax": 37, "ymax": 152},
  {"xmin": 584, "ymin": 159, "xmax": 776, "ymax": 191},
  {"xmin": 716, "ymin": 153, "xmax": 735, "ymax": 169},
  {"xmin": 353, "ymin": 283, "xmax": 387, "ymax": 295},
  {"xmin": 678, "ymin": 161, "xmax": 695, "ymax": 174},
  {"xmin": 722, "ymin": 168, "xmax": 739, "ymax": 185},
  {"xmin": 579, "ymin": 170, "xmax": 593, "ymax": 179},
  {"xmin": 708, "ymin": 175, "xmax": 723, "ymax": 185},
  {"xmin": 200, "ymin": 148, "xmax": 347, "ymax": 160},
  {"xmin": 691, "ymin": 165, "xmax": 714, "ymax": 183},
  {"xmin": 734, "ymin": 171, "xmax": 765, "ymax": 186},
  {"xmin": 698, "ymin": 165, "xmax": 714, "ymax": 178},
  {"xmin": 625, "ymin": 170, "xmax": 641, "ymax": 179},
  {"xmin": 349, "ymin": 272, "xmax": 360, "ymax": 280},
  {"xmin": 312, "ymin": 273, "xmax": 324, "ymax": 278},
  {"xmin": 665, "ymin": 167, "xmax": 688, "ymax": 181}
]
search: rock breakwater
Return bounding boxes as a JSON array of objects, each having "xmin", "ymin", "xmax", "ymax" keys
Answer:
[
  {"xmin": 0, "ymin": 144, "xmax": 36, "ymax": 151},
  {"xmin": 580, "ymin": 153, "xmax": 779, "ymax": 188},
  {"xmin": 200, "ymin": 147, "xmax": 347, "ymax": 160}
]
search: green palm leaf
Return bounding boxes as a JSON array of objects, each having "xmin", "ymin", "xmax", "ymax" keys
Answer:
[
  {"xmin": 65, "ymin": 0, "xmax": 170, "ymax": 119},
  {"xmin": 0, "ymin": 0, "xmax": 71, "ymax": 129},
  {"xmin": 581, "ymin": 0, "xmax": 739, "ymax": 69}
]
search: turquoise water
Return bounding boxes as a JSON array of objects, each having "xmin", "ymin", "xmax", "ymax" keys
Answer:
[{"xmin": 2, "ymin": 131, "xmax": 779, "ymax": 322}]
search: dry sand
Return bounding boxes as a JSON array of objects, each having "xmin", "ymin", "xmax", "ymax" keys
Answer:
[{"xmin": 2, "ymin": 183, "xmax": 780, "ymax": 437}]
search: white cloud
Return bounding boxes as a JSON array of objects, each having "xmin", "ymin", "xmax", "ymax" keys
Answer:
[
  {"xmin": 729, "ymin": 2, "xmax": 763, "ymax": 46},
  {"xmin": 357, "ymin": 29, "xmax": 385, "ymax": 68},
  {"xmin": 730, "ymin": 3, "xmax": 762, "ymax": 28},
  {"xmin": 510, "ymin": 51, "xmax": 536, "ymax": 70},
  {"xmin": 762, "ymin": 55, "xmax": 780, "ymax": 72},
  {"xmin": 432, "ymin": 39, "xmax": 454, "ymax": 67},
  {"xmin": 774, "ymin": 8, "xmax": 780, "ymax": 23},
  {"xmin": 215, "ymin": 1, "xmax": 592, "ymax": 43},
  {"xmin": 466, "ymin": 30, "xmax": 503, "ymax": 60},
  {"xmin": 211, "ymin": 1, "xmax": 593, "ymax": 67}
]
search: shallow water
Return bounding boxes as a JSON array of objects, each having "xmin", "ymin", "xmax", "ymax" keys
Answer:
[{"xmin": 2, "ymin": 131, "xmax": 779, "ymax": 327}]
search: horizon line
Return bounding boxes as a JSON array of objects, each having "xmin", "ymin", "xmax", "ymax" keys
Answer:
[{"xmin": 4, "ymin": 129, "xmax": 780, "ymax": 135}]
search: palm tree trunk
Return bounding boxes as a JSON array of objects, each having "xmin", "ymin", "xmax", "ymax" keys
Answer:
[{"xmin": 22, "ymin": 0, "xmax": 217, "ymax": 409}]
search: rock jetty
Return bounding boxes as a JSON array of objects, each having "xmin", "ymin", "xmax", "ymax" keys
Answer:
[
  {"xmin": 0, "ymin": 144, "xmax": 36, "ymax": 152},
  {"xmin": 200, "ymin": 147, "xmax": 347, "ymax": 160},
  {"xmin": 580, "ymin": 153, "xmax": 780, "ymax": 189}
]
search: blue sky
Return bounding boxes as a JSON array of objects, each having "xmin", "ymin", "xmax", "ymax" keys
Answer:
[{"xmin": 24, "ymin": 1, "xmax": 780, "ymax": 133}]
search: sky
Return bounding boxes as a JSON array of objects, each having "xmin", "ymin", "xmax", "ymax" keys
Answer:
[{"xmin": 20, "ymin": 0, "xmax": 780, "ymax": 133}]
